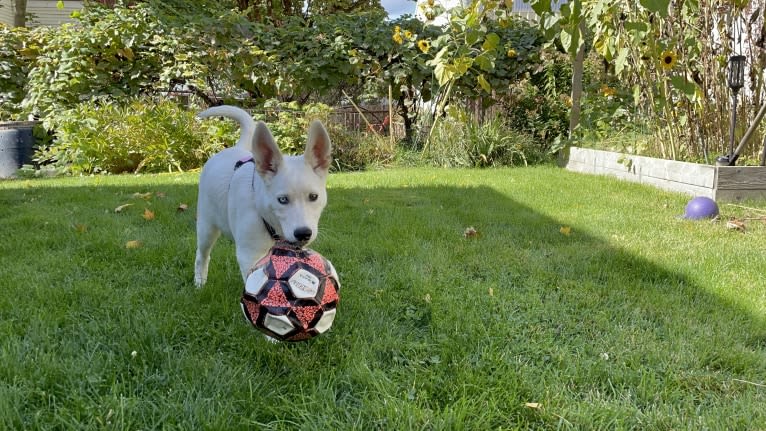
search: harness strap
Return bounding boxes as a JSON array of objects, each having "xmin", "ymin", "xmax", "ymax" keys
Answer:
[
  {"xmin": 234, "ymin": 156, "xmax": 254, "ymax": 170},
  {"xmin": 262, "ymin": 218, "xmax": 281, "ymax": 241}
]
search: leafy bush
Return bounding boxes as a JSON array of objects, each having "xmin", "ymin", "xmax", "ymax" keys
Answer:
[
  {"xmin": 503, "ymin": 50, "xmax": 572, "ymax": 152},
  {"xmin": 37, "ymin": 99, "xmax": 237, "ymax": 174},
  {"xmin": 35, "ymin": 97, "xmax": 394, "ymax": 175},
  {"xmin": 250, "ymin": 100, "xmax": 334, "ymax": 155},
  {"xmin": 0, "ymin": 25, "xmax": 48, "ymax": 120}
]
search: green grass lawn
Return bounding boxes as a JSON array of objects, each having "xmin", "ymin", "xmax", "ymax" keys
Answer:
[{"xmin": 1, "ymin": 166, "xmax": 765, "ymax": 430}]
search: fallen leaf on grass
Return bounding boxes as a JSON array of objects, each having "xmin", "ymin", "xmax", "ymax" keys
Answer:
[
  {"xmin": 125, "ymin": 240, "xmax": 142, "ymax": 249},
  {"xmin": 72, "ymin": 223, "xmax": 88, "ymax": 233},
  {"xmin": 155, "ymin": 191, "xmax": 166, "ymax": 198},
  {"xmin": 524, "ymin": 402, "xmax": 541, "ymax": 409},
  {"xmin": 726, "ymin": 219, "xmax": 746, "ymax": 232},
  {"xmin": 177, "ymin": 203, "xmax": 189, "ymax": 212},
  {"xmin": 132, "ymin": 192, "xmax": 153, "ymax": 200},
  {"xmin": 142, "ymin": 208, "xmax": 155, "ymax": 221},
  {"xmin": 560, "ymin": 226, "xmax": 572, "ymax": 236},
  {"xmin": 488, "ymin": 287, "xmax": 494, "ymax": 297},
  {"xmin": 114, "ymin": 203, "xmax": 133, "ymax": 213},
  {"xmin": 464, "ymin": 226, "xmax": 479, "ymax": 238}
]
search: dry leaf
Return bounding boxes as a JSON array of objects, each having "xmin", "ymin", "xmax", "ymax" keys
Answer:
[
  {"xmin": 488, "ymin": 287, "xmax": 494, "ymax": 297},
  {"xmin": 142, "ymin": 208, "xmax": 155, "ymax": 221},
  {"xmin": 155, "ymin": 191, "xmax": 166, "ymax": 198},
  {"xmin": 464, "ymin": 226, "xmax": 478, "ymax": 238},
  {"xmin": 125, "ymin": 240, "xmax": 142, "ymax": 249},
  {"xmin": 132, "ymin": 192, "xmax": 153, "ymax": 200},
  {"xmin": 424, "ymin": 293, "xmax": 431, "ymax": 304},
  {"xmin": 114, "ymin": 203, "xmax": 133, "ymax": 213},
  {"xmin": 524, "ymin": 402, "xmax": 541, "ymax": 409},
  {"xmin": 726, "ymin": 219, "xmax": 746, "ymax": 232},
  {"xmin": 560, "ymin": 226, "xmax": 572, "ymax": 236},
  {"xmin": 177, "ymin": 203, "xmax": 189, "ymax": 212},
  {"xmin": 72, "ymin": 223, "xmax": 88, "ymax": 233}
]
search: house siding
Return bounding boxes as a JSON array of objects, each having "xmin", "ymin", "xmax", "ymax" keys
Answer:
[
  {"xmin": 0, "ymin": 0, "xmax": 84, "ymax": 27},
  {"xmin": 0, "ymin": 0, "xmax": 14, "ymax": 25}
]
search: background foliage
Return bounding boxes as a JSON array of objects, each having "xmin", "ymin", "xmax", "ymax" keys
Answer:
[
  {"xmin": 0, "ymin": 0, "xmax": 560, "ymax": 173},
  {"xmin": 531, "ymin": 0, "xmax": 766, "ymax": 163}
]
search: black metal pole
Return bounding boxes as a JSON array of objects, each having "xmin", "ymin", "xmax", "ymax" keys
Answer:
[
  {"xmin": 730, "ymin": 101, "xmax": 766, "ymax": 165},
  {"xmin": 729, "ymin": 91, "xmax": 738, "ymax": 157}
]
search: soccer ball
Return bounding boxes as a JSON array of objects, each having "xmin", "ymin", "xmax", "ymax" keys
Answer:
[{"xmin": 240, "ymin": 241, "xmax": 340, "ymax": 342}]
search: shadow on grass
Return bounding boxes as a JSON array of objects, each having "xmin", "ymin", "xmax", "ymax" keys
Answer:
[{"xmin": 0, "ymin": 176, "xmax": 764, "ymax": 428}]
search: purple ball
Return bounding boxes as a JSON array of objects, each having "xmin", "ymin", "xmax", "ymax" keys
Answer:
[{"xmin": 684, "ymin": 196, "xmax": 719, "ymax": 220}]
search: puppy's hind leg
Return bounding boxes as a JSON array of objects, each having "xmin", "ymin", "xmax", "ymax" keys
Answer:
[{"xmin": 194, "ymin": 221, "xmax": 221, "ymax": 288}]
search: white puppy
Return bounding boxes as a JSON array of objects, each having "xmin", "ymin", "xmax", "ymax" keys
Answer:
[{"xmin": 194, "ymin": 105, "xmax": 332, "ymax": 287}]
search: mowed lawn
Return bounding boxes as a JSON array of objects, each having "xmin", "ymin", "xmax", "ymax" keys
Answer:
[{"xmin": 1, "ymin": 166, "xmax": 765, "ymax": 430}]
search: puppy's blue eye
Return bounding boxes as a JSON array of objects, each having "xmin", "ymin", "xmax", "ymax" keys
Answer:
[
  {"xmin": 277, "ymin": 196, "xmax": 289, "ymax": 205},
  {"xmin": 308, "ymin": 193, "xmax": 318, "ymax": 202}
]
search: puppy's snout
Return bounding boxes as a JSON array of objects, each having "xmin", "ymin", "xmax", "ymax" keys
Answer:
[{"xmin": 294, "ymin": 227, "xmax": 313, "ymax": 242}]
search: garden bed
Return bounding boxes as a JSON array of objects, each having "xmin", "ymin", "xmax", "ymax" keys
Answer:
[{"xmin": 564, "ymin": 147, "xmax": 766, "ymax": 202}]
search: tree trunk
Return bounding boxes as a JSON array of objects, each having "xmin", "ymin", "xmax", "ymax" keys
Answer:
[
  {"xmin": 559, "ymin": 20, "xmax": 586, "ymax": 167},
  {"xmin": 13, "ymin": 0, "xmax": 28, "ymax": 27},
  {"xmin": 398, "ymin": 92, "xmax": 414, "ymax": 145}
]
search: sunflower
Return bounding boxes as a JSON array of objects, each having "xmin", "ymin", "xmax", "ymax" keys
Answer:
[
  {"xmin": 418, "ymin": 39, "xmax": 431, "ymax": 54},
  {"xmin": 599, "ymin": 84, "xmax": 617, "ymax": 97},
  {"xmin": 392, "ymin": 26, "xmax": 403, "ymax": 44},
  {"xmin": 404, "ymin": 30, "xmax": 414, "ymax": 40},
  {"xmin": 659, "ymin": 50, "xmax": 677, "ymax": 70},
  {"xmin": 506, "ymin": 48, "xmax": 517, "ymax": 58}
]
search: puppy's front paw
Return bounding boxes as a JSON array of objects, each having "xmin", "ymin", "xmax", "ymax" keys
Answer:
[{"xmin": 194, "ymin": 275, "xmax": 206, "ymax": 288}]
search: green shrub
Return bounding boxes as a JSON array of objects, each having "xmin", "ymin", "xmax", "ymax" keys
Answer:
[
  {"xmin": 0, "ymin": 25, "xmax": 48, "ymax": 120},
  {"xmin": 252, "ymin": 100, "xmax": 334, "ymax": 155},
  {"xmin": 36, "ymin": 98, "xmax": 396, "ymax": 175},
  {"xmin": 503, "ymin": 50, "xmax": 572, "ymax": 151},
  {"xmin": 250, "ymin": 100, "xmax": 396, "ymax": 171},
  {"xmin": 37, "ymin": 99, "xmax": 237, "ymax": 174}
]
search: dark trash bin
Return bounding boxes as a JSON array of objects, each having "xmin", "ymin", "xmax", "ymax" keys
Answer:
[{"xmin": 0, "ymin": 121, "xmax": 39, "ymax": 179}]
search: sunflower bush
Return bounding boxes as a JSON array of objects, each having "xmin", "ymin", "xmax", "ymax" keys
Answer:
[{"xmin": 531, "ymin": 0, "xmax": 766, "ymax": 163}]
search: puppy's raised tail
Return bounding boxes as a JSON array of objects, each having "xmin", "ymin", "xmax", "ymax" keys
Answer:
[{"xmin": 197, "ymin": 105, "xmax": 255, "ymax": 151}]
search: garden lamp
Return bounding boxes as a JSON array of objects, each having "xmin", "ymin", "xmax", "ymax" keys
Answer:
[{"xmin": 717, "ymin": 55, "xmax": 747, "ymax": 166}]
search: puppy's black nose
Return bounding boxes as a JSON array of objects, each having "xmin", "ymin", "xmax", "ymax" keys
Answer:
[{"xmin": 294, "ymin": 227, "xmax": 313, "ymax": 242}]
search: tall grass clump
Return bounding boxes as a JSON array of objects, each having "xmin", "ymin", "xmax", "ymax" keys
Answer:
[
  {"xmin": 423, "ymin": 109, "xmax": 550, "ymax": 168},
  {"xmin": 330, "ymin": 129, "xmax": 397, "ymax": 171}
]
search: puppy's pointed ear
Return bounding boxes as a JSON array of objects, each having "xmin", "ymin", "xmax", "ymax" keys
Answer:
[
  {"xmin": 304, "ymin": 120, "xmax": 332, "ymax": 176},
  {"xmin": 253, "ymin": 121, "xmax": 282, "ymax": 177}
]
